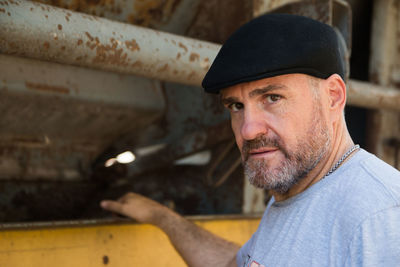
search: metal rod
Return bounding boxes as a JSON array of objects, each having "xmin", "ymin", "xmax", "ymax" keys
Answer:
[{"xmin": 0, "ymin": 0, "xmax": 219, "ymax": 86}]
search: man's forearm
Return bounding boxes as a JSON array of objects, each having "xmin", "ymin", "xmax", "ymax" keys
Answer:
[
  {"xmin": 156, "ymin": 207, "xmax": 239, "ymax": 267},
  {"xmin": 101, "ymin": 192, "xmax": 239, "ymax": 267}
]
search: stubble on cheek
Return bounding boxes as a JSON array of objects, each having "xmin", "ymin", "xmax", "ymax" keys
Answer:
[{"xmin": 241, "ymin": 106, "xmax": 330, "ymax": 193}]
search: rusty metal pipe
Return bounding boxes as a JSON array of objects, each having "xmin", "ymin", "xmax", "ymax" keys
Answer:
[
  {"xmin": 1, "ymin": 1, "xmax": 399, "ymax": 111},
  {"xmin": 0, "ymin": 0, "xmax": 219, "ymax": 86}
]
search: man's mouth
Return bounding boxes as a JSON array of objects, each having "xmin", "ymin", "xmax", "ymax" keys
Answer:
[{"xmin": 248, "ymin": 147, "xmax": 279, "ymax": 158}]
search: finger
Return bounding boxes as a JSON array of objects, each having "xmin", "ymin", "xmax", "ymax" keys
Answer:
[
  {"xmin": 100, "ymin": 200, "xmax": 124, "ymax": 214},
  {"xmin": 117, "ymin": 192, "xmax": 136, "ymax": 203}
]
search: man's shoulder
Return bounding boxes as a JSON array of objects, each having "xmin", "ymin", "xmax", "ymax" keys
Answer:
[
  {"xmin": 358, "ymin": 150, "xmax": 400, "ymax": 180},
  {"xmin": 356, "ymin": 149, "xmax": 400, "ymax": 202},
  {"xmin": 336, "ymin": 149, "xmax": 400, "ymax": 218}
]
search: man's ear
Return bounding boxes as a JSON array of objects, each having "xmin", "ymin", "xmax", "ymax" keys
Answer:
[{"xmin": 325, "ymin": 74, "xmax": 346, "ymax": 120}]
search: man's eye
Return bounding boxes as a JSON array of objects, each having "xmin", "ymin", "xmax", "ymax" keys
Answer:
[
  {"xmin": 266, "ymin": 94, "xmax": 281, "ymax": 103},
  {"xmin": 228, "ymin": 102, "xmax": 243, "ymax": 112}
]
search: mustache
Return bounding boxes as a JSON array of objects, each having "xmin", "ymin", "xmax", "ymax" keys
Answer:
[{"xmin": 242, "ymin": 135, "xmax": 283, "ymax": 161}]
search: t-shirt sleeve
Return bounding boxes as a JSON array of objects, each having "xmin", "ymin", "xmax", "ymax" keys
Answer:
[
  {"xmin": 345, "ymin": 206, "xmax": 400, "ymax": 267},
  {"xmin": 236, "ymin": 234, "xmax": 255, "ymax": 267}
]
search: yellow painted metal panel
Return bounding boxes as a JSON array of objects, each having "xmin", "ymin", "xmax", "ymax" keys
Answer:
[{"xmin": 0, "ymin": 218, "xmax": 260, "ymax": 267}]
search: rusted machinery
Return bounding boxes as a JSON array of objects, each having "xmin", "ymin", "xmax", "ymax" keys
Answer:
[{"xmin": 0, "ymin": 0, "xmax": 399, "ymax": 266}]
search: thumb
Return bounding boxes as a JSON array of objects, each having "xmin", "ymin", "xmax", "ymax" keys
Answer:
[{"xmin": 100, "ymin": 200, "xmax": 124, "ymax": 214}]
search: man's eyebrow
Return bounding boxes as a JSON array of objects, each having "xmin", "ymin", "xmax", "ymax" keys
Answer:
[
  {"xmin": 220, "ymin": 84, "xmax": 286, "ymax": 105},
  {"xmin": 220, "ymin": 96, "xmax": 238, "ymax": 106},
  {"xmin": 248, "ymin": 84, "xmax": 287, "ymax": 98}
]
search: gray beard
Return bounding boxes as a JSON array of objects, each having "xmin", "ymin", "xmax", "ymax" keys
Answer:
[{"xmin": 242, "ymin": 108, "xmax": 330, "ymax": 194}]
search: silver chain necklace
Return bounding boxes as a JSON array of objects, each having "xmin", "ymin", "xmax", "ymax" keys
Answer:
[{"xmin": 324, "ymin": 144, "xmax": 360, "ymax": 177}]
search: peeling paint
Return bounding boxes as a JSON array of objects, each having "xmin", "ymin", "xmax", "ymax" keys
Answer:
[
  {"xmin": 178, "ymin": 42, "xmax": 188, "ymax": 52},
  {"xmin": 189, "ymin": 52, "xmax": 199, "ymax": 62},
  {"xmin": 187, "ymin": 71, "xmax": 196, "ymax": 80},
  {"xmin": 92, "ymin": 37, "xmax": 131, "ymax": 67},
  {"xmin": 200, "ymin": 57, "xmax": 210, "ymax": 70},
  {"xmin": 85, "ymin": 31, "xmax": 94, "ymax": 42},
  {"xmin": 157, "ymin": 63, "xmax": 169, "ymax": 72},
  {"xmin": 125, "ymin": 39, "xmax": 140, "ymax": 52},
  {"xmin": 131, "ymin": 61, "xmax": 143, "ymax": 68}
]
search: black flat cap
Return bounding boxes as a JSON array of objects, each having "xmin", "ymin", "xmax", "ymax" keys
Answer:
[{"xmin": 202, "ymin": 13, "xmax": 345, "ymax": 93}]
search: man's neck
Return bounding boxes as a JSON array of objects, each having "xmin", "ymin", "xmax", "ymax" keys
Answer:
[{"xmin": 273, "ymin": 125, "xmax": 355, "ymax": 202}]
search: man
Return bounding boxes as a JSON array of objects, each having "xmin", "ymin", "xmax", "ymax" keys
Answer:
[{"xmin": 101, "ymin": 14, "xmax": 400, "ymax": 266}]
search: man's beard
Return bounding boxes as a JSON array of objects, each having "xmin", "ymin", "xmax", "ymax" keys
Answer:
[{"xmin": 242, "ymin": 107, "xmax": 330, "ymax": 194}]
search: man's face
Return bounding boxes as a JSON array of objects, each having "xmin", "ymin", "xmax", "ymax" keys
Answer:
[{"xmin": 221, "ymin": 74, "xmax": 331, "ymax": 194}]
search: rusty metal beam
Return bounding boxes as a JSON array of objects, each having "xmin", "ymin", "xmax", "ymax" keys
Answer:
[{"xmin": 0, "ymin": 0, "xmax": 219, "ymax": 86}]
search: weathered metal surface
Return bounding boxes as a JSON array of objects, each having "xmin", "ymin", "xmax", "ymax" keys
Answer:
[
  {"xmin": 0, "ymin": 54, "xmax": 165, "ymax": 109},
  {"xmin": 369, "ymin": 0, "xmax": 399, "ymax": 86},
  {"xmin": 0, "ymin": 54, "xmax": 164, "ymax": 181},
  {"xmin": 367, "ymin": 0, "xmax": 400, "ymax": 167},
  {"xmin": 0, "ymin": 0, "xmax": 219, "ymax": 86},
  {"xmin": 0, "ymin": 91, "xmax": 161, "ymax": 180},
  {"xmin": 0, "ymin": 217, "xmax": 260, "ymax": 267},
  {"xmin": 120, "ymin": 121, "xmax": 234, "ymax": 177},
  {"xmin": 0, "ymin": 181, "xmax": 99, "ymax": 222},
  {"xmin": 185, "ymin": 0, "xmax": 252, "ymax": 43},
  {"xmin": 32, "ymin": 0, "xmax": 202, "ymax": 35},
  {"xmin": 0, "ymin": 48, "xmax": 235, "ymax": 222},
  {"xmin": 0, "ymin": 157, "xmax": 244, "ymax": 221},
  {"xmin": 332, "ymin": 0, "xmax": 352, "ymax": 53},
  {"xmin": 255, "ymin": 0, "xmax": 333, "ymax": 24},
  {"xmin": 347, "ymin": 80, "xmax": 400, "ymax": 111},
  {"xmin": 253, "ymin": 0, "xmax": 302, "ymax": 17}
]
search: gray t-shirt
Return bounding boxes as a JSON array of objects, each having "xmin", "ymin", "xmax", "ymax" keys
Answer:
[{"xmin": 237, "ymin": 149, "xmax": 400, "ymax": 267}]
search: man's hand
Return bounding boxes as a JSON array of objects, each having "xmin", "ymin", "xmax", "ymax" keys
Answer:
[
  {"xmin": 100, "ymin": 192, "xmax": 167, "ymax": 225},
  {"xmin": 101, "ymin": 192, "xmax": 239, "ymax": 267}
]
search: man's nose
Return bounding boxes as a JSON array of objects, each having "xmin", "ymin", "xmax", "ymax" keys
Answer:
[{"xmin": 240, "ymin": 109, "xmax": 268, "ymax": 140}]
